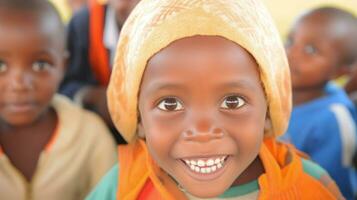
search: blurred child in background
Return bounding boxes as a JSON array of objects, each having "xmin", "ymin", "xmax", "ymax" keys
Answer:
[
  {"xmin": 59, "ymin": 0, "xmax": 140, "ymax": 144},
  {"xmin": 0, "ymin": 0, "xmax": 117, "ymax": 199},
  {"xmin": 283, "ymin": 6, "xmax": 357, "ymax": 199}
]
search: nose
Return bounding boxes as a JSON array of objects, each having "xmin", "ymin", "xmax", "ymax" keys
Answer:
[
  {"xmin": 8, "ymin": 69, "xmax": 34, "ymax": 91},
  {"xmin": 182, "ymin": 114, "xmax": 224, "ymax": 143}
]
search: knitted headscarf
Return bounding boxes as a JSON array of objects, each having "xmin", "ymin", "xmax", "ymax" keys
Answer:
[{"xmin": 107, "ymin": 0, "xmax": 291, "ymax": 143}]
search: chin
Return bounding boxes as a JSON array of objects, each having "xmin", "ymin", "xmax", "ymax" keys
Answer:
[
  {"xmin": 177, "ymin": 177, "xmax": 232, "ymax": 198},
  {"xmin": 184, "ymin": 185, "xmax": 227, "ymax": 198},
  {"xmin": 2, "ymin": 116, "xmax": 38, "ymax": 127}
]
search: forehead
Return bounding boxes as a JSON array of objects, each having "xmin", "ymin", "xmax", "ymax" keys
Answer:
[
  {"xmin": 142, "ymin": 36, "xmax": 262, "ymax": 92},
  {"xmin": 293, "ymin": 13, "xmax": 339, "ymax": 40},
  {"xmin": 0, "ymin": 9, "xmax": 59, "ymax": 38},
  {"xmin": 0, "ymin": 9, "xmax": 62, "ymax": 50}
]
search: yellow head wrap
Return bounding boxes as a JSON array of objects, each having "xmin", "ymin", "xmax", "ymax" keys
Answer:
[{"xmin": 107, "ymin": 0, "xmax": 291, "ymax": 143}]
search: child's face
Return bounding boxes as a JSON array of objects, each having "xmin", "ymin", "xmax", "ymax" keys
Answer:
[
  {"xmin": 0, "ymin": 10, "xmax": 65, "ymax": 127},
  {"xmin": 286, "ymin": 15, "xmax": 341, "ymax": 90},
  {"xmin": 138, "ymin": 36, "xmax": 267, "ymax": 197}
]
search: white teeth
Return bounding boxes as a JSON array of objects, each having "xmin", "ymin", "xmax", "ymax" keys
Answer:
[
  {"xmin": 211, "ymin": 166, "xmax": 217, "ymax": 172},
  {"xmin": 183, "ymin": 156, "xmax": 228, "ymax": 174},
  {"xmin": 214, "ymin": 158, "xmax": 220, "ymax": 164},
  {"xmin": 221, "ymin": 156, "xmax": 225, "ymax": 162},
  {"xmin": 197, "ymin": 160, "xmax": 205, "ymax": 167},
  {"xmin": 200, "ymin": 168, "xmax": 206, "ymax": 173},
  {"xmin": 206, "ymin": 159, "xmax": 214, "ymax": 166},
  {"xmin": 206, "ymin": 167, "xmax": 211, "ymax": 173},
  {"xmin": 190, "ymin": 165, "xmax": 195, "ymax": 170}
]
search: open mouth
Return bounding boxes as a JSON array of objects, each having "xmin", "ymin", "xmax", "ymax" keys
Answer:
[{"xmin": 180, "ymin": 156, "xmax": 229, "ymax": 174}]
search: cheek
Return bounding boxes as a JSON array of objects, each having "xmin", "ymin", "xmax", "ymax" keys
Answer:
[
  {"xmin": 35, "ymin": 81, "xmax": 59, "ymax": 102},
  {"xmin": 141, "ymin": 109, "xmax": 183, "ymax": 162},
  {"xmin": 224, "ymin": 109, "xmax": 265, "ymax": 155}
]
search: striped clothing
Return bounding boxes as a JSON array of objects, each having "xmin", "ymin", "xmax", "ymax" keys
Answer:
[{"xmin": 282, "ymin": 82, "xmax": 357, "ymax": 199}]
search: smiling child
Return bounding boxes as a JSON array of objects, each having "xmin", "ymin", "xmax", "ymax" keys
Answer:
[{"xmin": 87, "ymin": 0, "xmax": 344, "ymax": 199}]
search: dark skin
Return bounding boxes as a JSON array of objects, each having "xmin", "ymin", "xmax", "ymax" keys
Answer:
[
  {"xmin": 345, "ymin": 63, "xmax": 357, "ymax": 94},
  {"xmin": 0, "ymin": 8, "xmax": 66, "ymax": 181},
  {"xmin": 79, "ymin": 0, "xmax": 140, "ymax": 128},
  {"xmin": 286, "ymin": 12, "xmax": 350, "ymax": 106},
  {"xmin": 138, "ymin": 36, "xmax": 267, "ymax": 198}
]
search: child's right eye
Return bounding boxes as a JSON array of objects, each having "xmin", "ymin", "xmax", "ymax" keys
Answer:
[
  {"xmin": 285, "ymin": 37, "xmax": 293, "ymax": 48},
  {"xmin": 0, "ymin": 61, "xmax": 7, "ymax": 73},
  {"xmin": 157, "ymin": 97, "xmax": 184, "ymax": 111},
  {"xmin": 304, "ymin": 44, "xmax": 317, "ymax": 55}
]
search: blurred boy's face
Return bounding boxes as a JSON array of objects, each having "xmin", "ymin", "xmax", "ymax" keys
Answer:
[
  {"xmin": 286, "ymin": 15, "xmax": 341, "ymax": 91},
  {"xmin": 138, "ymin": 36, "xmax": 267, "ymax": 198},
  {"xmin": 0, "ymin": 10, "xmax": 65, "ymax": 127},
  {"xmin": 108, "ymin": 0, "xmax": 140, "ymax": 27}
]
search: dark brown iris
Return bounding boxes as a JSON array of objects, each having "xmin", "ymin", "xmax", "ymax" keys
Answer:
[
  {"xmin": 225, "ymin": 96, "xmax": 239, "ymax": 109},
  {"xmin": 164, "ymin": 98, "xmax": 178, "ymax": 111}
]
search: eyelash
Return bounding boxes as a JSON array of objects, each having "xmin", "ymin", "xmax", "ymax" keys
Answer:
[
  {"xmin": 157, "ymin": 96, "xmax": 184, "ymax": 111},
  {"xmin": 156, "ymin": 95, "xmax": 246, "ymax": 112},
  {"xmin": 220, "ymin": 95, "xmax": 246, "ymax": 110},
  {"xmin": 32, "ymin": 60, "xmax": 53, "ymax": 72},
  {"xmin": 0, "ymin": 60, "xmax": 7, "ymax": 73},
  {"xmin": 0, "ymin": 60, "xmax": 53, "ymax": 73}
]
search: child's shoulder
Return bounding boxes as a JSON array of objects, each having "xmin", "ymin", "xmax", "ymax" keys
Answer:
[
  {"xmin": 301, "ymin": 158, "xmax": 327, "ymax": 180},
  {"xmin": 51, "ymin": 94, "xmax": 112, "ymax": 139},
  {"xmin": 300, "ymin": 158, "xmax": 344, "ymax": 199}
]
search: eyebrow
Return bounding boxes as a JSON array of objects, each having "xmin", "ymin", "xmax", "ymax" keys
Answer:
[
  {"xmin": 145, "ymin": 81, "xmax": 187, "ymax": 93},
  {"xmin": 145, "ymin": 79, "xmax": 259, "ymax": 94},
  {"xmin": 215, "ymin": 79, "xmax": 261, "ymax": 91}
]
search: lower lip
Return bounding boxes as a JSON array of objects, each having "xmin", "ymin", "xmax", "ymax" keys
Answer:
[{"xmin": 178, "ymin": 156, "xmax": 230, "ymax": 182}]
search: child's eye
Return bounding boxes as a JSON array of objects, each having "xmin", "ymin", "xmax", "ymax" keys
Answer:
[
  {"xmin": 304, "ymin": 44, "xmax": 317, "ymax": 55},
  {"xmin": 220, "ymin": 95, "xmax": 245, "ymax": 109},
  {"xmin": 32, "ymin": 61, "xmax": 53, "ymax": 72},
  {"xmin": 157, "ymin": 97, "xmax": 184, "ymax": 111},
  {"xmin": 0, "ymin": 61, "xmax": 7, "ymax": 73},
  {"xmin": 285, "ymin": 37, "xmax": 293, "ymax": 48}
]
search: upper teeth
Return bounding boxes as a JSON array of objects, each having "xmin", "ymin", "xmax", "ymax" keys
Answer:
[{"xmin": 183, "ymin": 156, "xmax": 227, "ymax": 174}]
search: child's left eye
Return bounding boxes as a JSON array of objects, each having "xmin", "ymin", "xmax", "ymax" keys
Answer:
[
  {"xmin": 157, "ymin": 97, "xmax": 184, "ymax": 111},
  {"xmin": 220, "ymin": 95, "xmax": 245, "ymax": 109},
  {"xmin": 32, "ymin": 61, "xmax": 53, "ymax": 72}
]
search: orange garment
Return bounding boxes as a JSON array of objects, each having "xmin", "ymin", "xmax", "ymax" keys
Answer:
[
  {"xmin": 88, "ymin": 0, "xmax": 111, "ymax": 86},
  {"xmin": 117, "ymin": 139, "xmax": 343, "ymax": 200}
]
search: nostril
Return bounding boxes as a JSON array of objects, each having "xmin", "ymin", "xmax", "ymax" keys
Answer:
[
  {"xmin": 213, "ymin": 128, "xmax": 223, "ymax": 134},
  {"xmin": 183, "ymin": 130, "xmax": 194, "ymax": 138}
]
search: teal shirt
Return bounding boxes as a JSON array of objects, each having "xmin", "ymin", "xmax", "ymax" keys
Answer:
[{"xmin": 86, "ymin": 159, "xmax": 327, "ymax": 200}]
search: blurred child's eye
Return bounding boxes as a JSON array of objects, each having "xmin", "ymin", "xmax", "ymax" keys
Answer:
[
  {"xmin": 0, "ymin": 61, "xmax": 7, "ymax": 73},
  {"xmin": 304, "ymin": 44, "xmax": 317, "ymax": 55},
  {"xmin": 32, "ymin": 61, "xmax": 53, "ymax": 72},
  {"xmin": 285, "ymin": 37, "xmax": 293, "ymax": 48},
  {"xmin": 157, "ymin": 97, "xmax": 184, "ymax": 111},
  {"xmin": 220, "ymin": 95, "xmax": 245, "ymax": 109}
]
